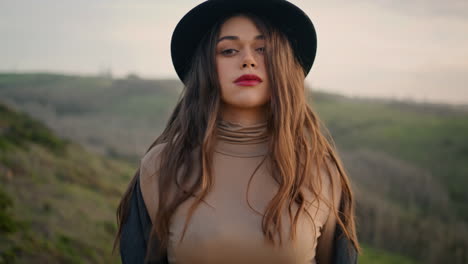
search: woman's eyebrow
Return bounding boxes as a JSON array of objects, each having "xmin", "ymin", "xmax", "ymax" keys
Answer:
[{"xmin": 217, "ymin": 34, "xmax": 265, "ymax": 44}]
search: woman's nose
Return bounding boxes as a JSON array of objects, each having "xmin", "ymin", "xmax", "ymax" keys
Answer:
[
  {"xmin": 241, "ymin": 50, "xmax": 256, "ymax": 69},
  {"xmin": 243, "ymin": 61, "xmax": 256, "ymax": 68}
]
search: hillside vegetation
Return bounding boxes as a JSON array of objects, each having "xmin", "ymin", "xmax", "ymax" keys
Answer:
[
  {"xmin": 311, "ymin": 93, "xmax": 468, "ymax": 263},
  {"xmin": 0, "ymin": 102, "xmax": 134, "ymax": 263},
  {"xmin": 0, "ymin": 73, "xmax": 181, "ymax": 161},
  {"xmin": 1, "ymin": 72, "xmax": 467, "ymax": 263}
]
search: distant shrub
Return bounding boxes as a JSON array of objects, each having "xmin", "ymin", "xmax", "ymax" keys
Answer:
[
  {"xmin": 0, "ymin": 187, "xmax": 18, "ymax": 234},
  {"xmin": 0, "ymin": 103, "xmax": 67, "ymax": 155}
]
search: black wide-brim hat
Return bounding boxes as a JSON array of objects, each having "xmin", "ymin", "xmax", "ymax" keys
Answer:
[{"xmin": 171, "ymin": 0, "xmax": 317, "ymax": 84}]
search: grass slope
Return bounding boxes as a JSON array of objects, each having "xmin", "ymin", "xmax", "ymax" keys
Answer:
[
  {"xmin": 0, "ymin": 103, "xmax": 134, "ymax": 263},
  {"xmin": 0, "ymin": 101, "xmax": 421, "ymax": 263},
  {"xmin": 360, "ymin": 244, "xmax": 416, "ymax": 264},
  {"xmin": 1, "ymin": 72, "xmax": 467, "ymax": 263},
  {"xmin": 311, "ymin": 92, "xmax": 468, "ymax": 220},
  {"xmin": 0, "ymin": 72, "xmax": 182, "ymax": 161}
]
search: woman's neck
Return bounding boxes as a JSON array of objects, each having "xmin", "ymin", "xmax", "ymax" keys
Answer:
[{"xmin": 219, "ymin": 104, "xmax": 269, "ymax": 126}]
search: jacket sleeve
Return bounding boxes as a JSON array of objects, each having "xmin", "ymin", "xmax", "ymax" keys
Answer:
[
  {"xmin": 119, "ymin": 176, "xmax": 169, "ymax": 264},
  {"xmin": 332, "ymin": 223, "xmax": 358, "ymax": 264}
]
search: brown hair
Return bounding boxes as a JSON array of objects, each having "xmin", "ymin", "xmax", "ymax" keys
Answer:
[{"xmin": 113, "ymin": 12, "xmax": 360, "ymax": 261}]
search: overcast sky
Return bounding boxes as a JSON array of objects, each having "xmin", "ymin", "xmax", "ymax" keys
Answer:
[{"xmin": 1, "ymin": 0, "xmax": 467, "ymax": 105}]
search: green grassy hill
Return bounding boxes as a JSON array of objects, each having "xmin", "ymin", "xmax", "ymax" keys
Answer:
[
  {"xmin": 0, "ymin": 103, "xmax": 134, "ymax": 263},
  {"xmin": 0, "ymin": 88, "xmax": 419, "ymax": 264},
  {"xmin": 312, "ymin": 93, "xmax": 468, "ymax": 220},
  {"xmin": 0, "ymin": 72, "xmax": 182, "ymax": 162},
  {"xmin": 360, "ymin": 244, "xmax": 416, "ymax": 264},
  {"xmin": 1, "ymin": 72, "xmax": 467, "ymax": 263},
  {"xmin": 311, "ymin": 93, "xmax": 468, "ymax": 263}
]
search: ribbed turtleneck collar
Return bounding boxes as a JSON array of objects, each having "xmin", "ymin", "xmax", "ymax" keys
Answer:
[{"xmin": 214, "ymin": 119, "xmax": 270, "ymax": 158}]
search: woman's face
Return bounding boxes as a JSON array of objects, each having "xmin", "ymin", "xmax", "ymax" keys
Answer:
[{"xmin": 216, "ymin": 15, "xmax": 271, "ymax": 111}]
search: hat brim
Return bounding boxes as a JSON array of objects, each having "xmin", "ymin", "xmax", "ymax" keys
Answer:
[{"xmin": 171, "ymin": 0, "xmax": 317, "ymax": 83}]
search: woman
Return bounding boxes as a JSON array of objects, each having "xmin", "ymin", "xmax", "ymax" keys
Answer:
[{"xmin": 114, "ymin": 1, "xmax": 360, "ymax": 263}]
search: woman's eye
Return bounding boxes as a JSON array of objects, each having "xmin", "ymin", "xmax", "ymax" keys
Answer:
[
  {"xmin": 257, "ymin": 47, "xmax": 266, "ymax": 53},
  {"xmin": 221, "ymin": 49, "xmax": 237, "ymax": 56}
]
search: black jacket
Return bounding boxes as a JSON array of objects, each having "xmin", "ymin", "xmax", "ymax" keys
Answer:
[{"xmin": 119, "ymin": 176, "xmax": 358, "ymax": 264}]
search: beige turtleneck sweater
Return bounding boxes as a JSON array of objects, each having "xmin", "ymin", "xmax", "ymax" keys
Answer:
[{"xmin": 139, "ymin": 120, "xmax": 341, "ymax": 264}]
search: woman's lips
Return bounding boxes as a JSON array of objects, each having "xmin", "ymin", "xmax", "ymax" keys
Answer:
[
  {"xmin": 234, "ymin": 74, "xmax": 262, "ymax": 86},
  {"xmin": 235, "ymin": 80, "xmax": 261, "ymax": 86}
]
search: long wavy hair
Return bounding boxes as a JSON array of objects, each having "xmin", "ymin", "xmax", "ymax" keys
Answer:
[{"xmin": 114, "ymin": 12, "xmax": 360, "ymax": 261}]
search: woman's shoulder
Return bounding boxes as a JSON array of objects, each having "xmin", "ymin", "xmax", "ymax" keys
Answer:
[
  {"xmin": 301, "ymin": 152, "xmax": 343, "ymax": 228},
  {"xmin": 306, "ymin": 153, "xmax": 342, "ymax": 201},
  {"xmin": 140, "ymin": 142, "xmax": 168, "ymax": 177},
  {"xmin": 138, "ymin": 142, "xmax": 168, "ymax": 224}
]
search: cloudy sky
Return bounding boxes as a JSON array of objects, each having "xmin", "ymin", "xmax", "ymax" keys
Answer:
[{"xmin": 1, "ymin": 0, "xmax": 467, "ymax": 104}]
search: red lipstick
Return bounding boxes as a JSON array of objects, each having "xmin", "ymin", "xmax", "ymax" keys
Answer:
[{"xmin": 234, "ymin": 74, "xmax": 263, "ymax": 86}]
